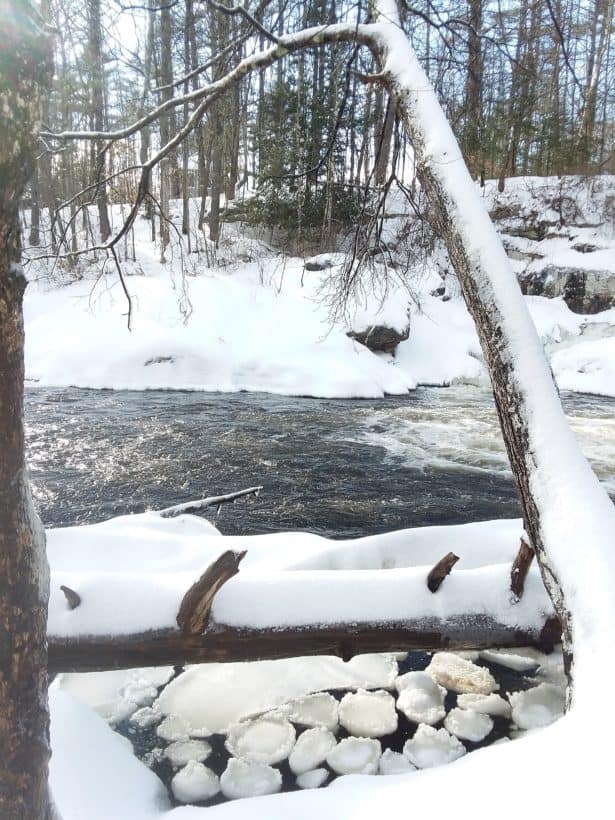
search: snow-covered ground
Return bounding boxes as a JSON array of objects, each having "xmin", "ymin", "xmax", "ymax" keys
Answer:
[{"xmin": 24, "ymin": 177, "xmax": 615, "ymax": 399}]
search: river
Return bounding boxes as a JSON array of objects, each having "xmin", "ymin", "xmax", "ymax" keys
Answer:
[{"xmin": 25, "ymin": 384, "xmax": 615, "ymax": 538}]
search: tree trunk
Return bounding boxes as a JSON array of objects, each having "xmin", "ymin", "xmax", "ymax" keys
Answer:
[
  {"xmin": 0, "ymin": 4, "xmax": 52, "ymax": 817},
  {"xmin": 87, "ymin": 0, "xmax": 111, "ymax": 242}
]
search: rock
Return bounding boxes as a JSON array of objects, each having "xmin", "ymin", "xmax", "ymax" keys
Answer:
[
  {"xmin": 304, "ymin": 253, "xmax": 345, "ymax": 271},
  {"xmin": 347, "ymin": 323, "xmax": 410, "ymax": 354},
  {"xmin": 518, "ymin": 265, "xmax": 615, "ymax": 314}
]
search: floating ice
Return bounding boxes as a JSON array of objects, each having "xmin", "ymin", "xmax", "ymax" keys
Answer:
[
  {"xmin": 426, "ymin": 652, "xmax": 498, "ymax": 694},
  {"xmin": 171, "ymin": 762, "xmax": 220, "ymax": 803},
  {"xmin": 378, "ymin": 749, "xmax": 416, "ymax": 775},
  {"xmin": 220, "ymin": 758, "xmax": 282, "ymax": 800},
  {"xmin": 165, "ymin": 739, "xmax": 212, "ymax": 768},
  {"xmin": 225, "ymin": 717, "xmax": 296, "ymax": 765},
  {"xmin": 156, "ymin": 715, "xmax": 191, "ymax": 742},
  {"xmin": 326, "ymin": 738, "xmax": 381, "ymax": 775},
  {"xmin": 456, "ymin": 692, "xmax": 512, "ymax": 719},
  {"xmin": 509, "ymin": 683, "xmax": 566, "ymax": 730},
  {"xmin": 130, "ymin": 706, "xmax": 162, "ymax": 729},
  {"xmin": 285, "ymin": 693, "xmax": 339, "ymax": 731},
  {"xmin": 480, "ymin": 649, "xmax": 540, "ymax": 673},
  {"xmin": 395, "ymin": 671, "xmax": 446, "ymax": 725},
  {"xmin": 296, "ymin": 768, "xmax": 329, "ymax": 789},
  {"xmin": 289, "ymin": 728, "xmax": 337, "ymax": 775},
  {"xmin": 403, "ymin": 725, "xmax": 466, "ymax": 768},
  {"xmin": 444, "ymin": 708, "xmax": 493, "ymax": 741},
  {"xmin": 338, "ymin": 689, "xmax": 397, "ymax": 738}
]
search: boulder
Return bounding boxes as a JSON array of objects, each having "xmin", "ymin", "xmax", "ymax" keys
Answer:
[
  {"xmin": 518, "ymin": 265, "xmax": 615, "ymax": 314},
  {"xmin": 347, "ymin": 323, "xmax": 410, "ymax": 354}
]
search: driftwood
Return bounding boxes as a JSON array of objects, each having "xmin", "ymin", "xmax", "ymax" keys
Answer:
[
  {"xmin": 48, "ymin": 614, "xmax": 561, "ymax": 674},
  {"xmin": 156, "ymin": 486, "xmax": 262, "ymax": 518}
]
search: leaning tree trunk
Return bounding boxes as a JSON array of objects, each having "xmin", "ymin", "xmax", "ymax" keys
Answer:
[{"xmin": 0, "ymin": 4, "xmax": 52, "ymax": 818}]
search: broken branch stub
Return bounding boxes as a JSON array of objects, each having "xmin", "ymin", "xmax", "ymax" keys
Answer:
[
  {"xmin": 427, "ymin": 552, "xmax": 460, "ymax": 592},
  {"xmin": 511, "ymin": 538, "xmax": 535, "ymax": 599},
  {"xmin": 176, "ymin": 550, "xmax": 246, "ymax": 635},
  {"xmin": 60, "ymin": 585, "xmax": 81, "ymax": 610}
]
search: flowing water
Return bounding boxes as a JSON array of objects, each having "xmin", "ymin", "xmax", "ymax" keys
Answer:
[{"xmin": 25, "ymin": 384, "xmax": 615, "ymax": 537}]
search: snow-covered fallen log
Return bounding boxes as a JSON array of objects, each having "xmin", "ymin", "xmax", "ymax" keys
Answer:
[{"xmin": 46, "ymin": 514, "xmax": 558, "ymax": 673}]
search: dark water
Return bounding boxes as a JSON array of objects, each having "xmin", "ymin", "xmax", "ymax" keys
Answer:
[{"xmin": 24, "ymin": 385, "xmax": 615, "ymax": 538}]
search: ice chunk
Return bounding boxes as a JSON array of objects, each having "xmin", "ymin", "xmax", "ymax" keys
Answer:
[
  {"xmin": 426, "ymin": 652, "xmax": 498, "ymax": 694},
  {"xmin": 456, "ymin": 692, "xmax": 512, "ymax": 719},
  {"xmin": 171, "ymin": 762, "xmax": 220, "ymax": 803},
  {"xmin": 338, "ymin": 689, "xmax": 397, "ymax": 738},
  {"xmin": 157, "ymin": 715, "xmax": 191, "ymax": 742},
  {"xmin": 509, "ymin": 683, "xmax": 566, "ymax": 730},
  {"xmin": 165, "ymin": 739, "xmax": 212, "ymax": 768},
  {"xmin": 326, "ymin": 738, "xmax": 381, "ymax": 775},
  {"xmin": 225, "ymin": 717, "xmax": 296, "ymax": 765},
  {"xmin": 378, "ymin": 749, "xmax": 416, "ymax": 775},
  {"xmin": 220, "ymin": 758, "xmax": 282, "ymax": 800},
  {"xmin": 395, "ymin": 672, "xmax": 446, "ymax": 725},
  {"xmin": 288, "ymin": 728, "xmax": 337, "ymax": 775},
  {"xmin": 130, "ymin": 706, "xmax": 162, "ymax": 729},
  {"xmin": 296, "ymin": 768, "xmax": 329, "ymax": 789},
  {"xmin": 480, "ymin": 649, "xmax": 540, "ymax": 673},
  {"xmin": 403, "ymin": 725, "xmax": 466, "ymax": 768},
  {"xmin": 285, "ymin": 693, "xmax": 339, "ymax": 731},
  {"xmin": 444, "ymin": 708, "xmax": 493, "ymax": 741}
]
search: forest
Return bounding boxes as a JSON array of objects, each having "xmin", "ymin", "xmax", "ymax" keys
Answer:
[{"xmin": 1, "ymin": 1, "xmax": 615, "ymax": 819}]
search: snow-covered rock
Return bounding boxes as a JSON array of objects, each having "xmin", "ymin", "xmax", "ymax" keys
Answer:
[
  {"xmin": 288, "ymin": 728, "xmax": 337, "ymax": 775},
  {"xmin": 509, "ymin": 683, "xmax": 566, "ymax": 730},
  {"xmin": 425, "ymin": 652, "xmax": 498, "ymax": 694},
  {"xmin": 219, "ymin": 759, "xmax": 282, "ymax": 800},
  {"xmin": 326, "ymin": 738, "xmax": 382, "ymax": 775},
  {"xmin": 296, "ymin": 768, "xmax": 329, "ymax": 789},
  {"xmin": 456, "ymin": 693, "xmax": 512, "ymax": 719},
  {"xmin": 444, "ymin": 708, "xmax": 493, "ymax": 742},
  {"xmin": 395, "ymin": 671, "xmax": 446, "ymax": 725},
  {"xmin": 225, "ymin": 717, "xmax": 296, "ymax": 765},
  {"xmin": 403, "ymin": 725, "xmax": 466, "ymax": 769},
  {"xmin": 171, "ymin": 762, "xmax": 220, "ymax": 803},
  {"xmin": 164, "ymin": 739, "xmax": 212, "ymax": 768},
  {"xmin": 285, "ymin": 693, "xmax": 339, "ymax": 731},
  {"xmin": 338, "ymin": 689, "xmax": 398, "ymax": 738},
  {"xmin": 378, "ymin": 749, "xmax": 417, "ymax": 775}
]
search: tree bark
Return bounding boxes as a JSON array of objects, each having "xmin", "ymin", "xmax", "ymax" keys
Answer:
[{"xmin": 0, "ymin": 4, "xmax": 52, "ymax": 816}]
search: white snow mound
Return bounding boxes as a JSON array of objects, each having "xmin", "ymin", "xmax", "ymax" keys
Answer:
[
  {"xmin": 426, "ymin": 652, "xmax": 498, "ymax": 694},
  {"xmin": 296, "ymin": 768, "xmax": 329, "ymax": 789},
  {"xmin": 444, "ymin": 708, "xmax": 493, "ymax": 742},
  {"xmin": 171, "ymin": 762, "xmax": 220, "ymax": 804},
  {"xmin": 156, "ymin": 715, "xmax": 191, "ymax": 742},
  {"xmin": 395, "ymin": 671, "xmax": 446, "ymax": 725},
  {"xmin": 403, "ymin": 725, "xmax": 466, "ymax": 769},
  {"xmin": 509, "ymin": 683, "xmax": 566, "ymax": 730},
  {"xmin": 285, "ymin": 693, "xmax": 339, "ymax": 731},
  {"xmin": 338, "ymin": 689, "xmax": 398, "ymax": 738},
  {"xmin": 164, "ymin": 739, "xmax": 212, "ymax": 768},
  {"xmin": 326, "ymin": 737, "xmax": 382, "ymax": 775},
  {"xmin": 378, "ymin": 749, "xmax": 417, "ymax": 775},
  {"xmin": 288, "ymin": 728, "xmax": 337, "ymax": 775},
  {"xmin": 225, "ymin": 717, "xmax": 296, "ymax": 765},
  {"xmin": 219, "ymin": 758, "xmax": 282, "ymax": 800}
]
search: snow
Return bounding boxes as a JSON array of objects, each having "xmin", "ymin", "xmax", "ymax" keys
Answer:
[
  {"xmin": 132, "ymin": 707, "xmax": 164, "ymax": 729},
  {"xmin": 402, "ymin": 725, "xmax": 466, "ymax": 769},
  {"xmin": 225, "ymin": 717, "xmax": 296, "ymax": 765},
  {"xmin": 338, "ymin": 690, "xmax": 398, "ymax": 738},
  {"xmin": 165, "ymin": 740, "xmax": 212, "ymax": 768},
  {"xmin": 171, "ymin": 763, "xmax": 220, "ymax": 804},
  {"xmin": 157, "ymin": 715, "xmax": 192, "ymax": 742},
  {"xmin": 295, "ymin": 768, "xmax": 329, "ymax": 789},
  {"xmin": 378, "ymin": 749, "xmax": 416, "ymax": 775},
  {"xmin": 443, "ymin": 708, "xmax": 493, "ymax": 742},
  {"xmin": 479, "ymin": 649, "xmax": 540, "ymax": 673},
  {"xmin": 425, "ymin": 653, "xmax": 499, "ymax": 695},
  {"xmin": 219, "ymin": 759, "xmax": 282, "ymax": 800},
  {"xmin": 509, "ymin": 683, "xmax": 566, "ymax": 730},
  {"xmin": 394, "ymin": 671, "xmax": 447, "ymax": 725},
  {"xmin": 325, "ymin": 738, "xmax": 382, "ymax": 775},
  {"xmin": 284, "ymin": 693, "xmax": 339, "ymax": 731},
  {"xmin": 288, "ymin": 728, "xmax": 337, "ymax": 775}
]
